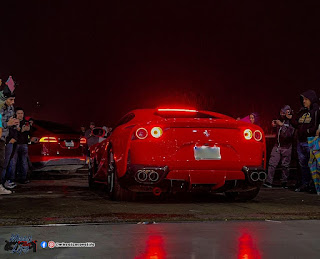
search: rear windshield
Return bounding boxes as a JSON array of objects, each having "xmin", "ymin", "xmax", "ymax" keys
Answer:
[
  {"xmin": 155, "ymin": 111, "xmax": 218, "ymax": 119},
  {"xmin": 34, "ymin": 120, "xmax": 78, "ymax": 134},
  {"xmin": 113, "ymin": 113, "xmax": 135, "ymax": 129}
]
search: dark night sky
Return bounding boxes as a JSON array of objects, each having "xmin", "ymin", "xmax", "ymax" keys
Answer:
[{"xmin": 1, "ymin": 1, "xmax": 319, "ymax": 131}]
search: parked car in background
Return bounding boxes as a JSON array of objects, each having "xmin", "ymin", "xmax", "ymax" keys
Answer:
[
  {"xmin": 28, "ymin": 120, "xmax": 86, "ymax": 169},
  {"xmin": 89, "ymin": 108, "xmax": 267, "ymax": 201}
]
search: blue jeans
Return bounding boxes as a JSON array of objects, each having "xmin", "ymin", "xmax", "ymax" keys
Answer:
[
  {"xmin": 1, "ymin": 143, "xmax": 15, "ymax": 183},
  {"xmin": 297, "ymin": 142, "xmax": 311, "ymax": 186},
  {"xmin": 9, "ymin": 144, "xmax": 29, "ymax": 181},
  {"xmin": 0, "ymin": 141, "xmax": 5, "ymax": 184}
]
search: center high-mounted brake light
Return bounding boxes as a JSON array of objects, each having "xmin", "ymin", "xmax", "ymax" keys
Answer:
[
  {"xmin": 39, "ymin": 137, "xmax": 58, "ymax": 143},
  {"xmin": 157, "ymin": 108, "xmax": 198, "ymax": 113}
]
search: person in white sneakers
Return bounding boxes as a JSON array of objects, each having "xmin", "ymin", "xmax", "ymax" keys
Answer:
[
  {"xmin": 0, "ymin": 111, "xmax": 11, "ymax": 194},
  {"xmin": 263, "ymin": 105, "xmax": 295, "ymax": 189},
  {"xmin": 0, "ymin": 77, "xmax": 19, "ymax": 194},
  {"xmin": 1, "ymin": 91, "xmax": 18, "ymax": 190},
  {"xmin": 0, "ymin": 99, "xmax": 11, "ymax": 194}
]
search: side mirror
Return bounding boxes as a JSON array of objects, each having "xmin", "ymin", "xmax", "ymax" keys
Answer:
[{"xmin": 92, "ymin": 127, "xmax": 106, "ymax": 137}]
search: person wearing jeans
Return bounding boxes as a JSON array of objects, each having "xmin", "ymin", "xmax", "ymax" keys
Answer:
[
  {"xmin": 9, "ymin": 144, "xmax": 29, "ymax": 183},
  {"xmin": 0, "ymin": 113, "xmax": 11, "ymax": 195},
  {"xmin": 8, "ymin": 107, "xmax": 30, "ymax": 184},
  {"xmin": 264, "ymin": 105, "xmax": 294, "ymax": 188},
  {"xmin": 2, "ymin": 142, "xmax": 16, "ymax": 188},
  {"xmin": 0, "ymin": 82, "xmax": 19, "ymax": 194},
  {"xmin": 290, "ymin": 90, "xmax": 319, "ymax": 192}
]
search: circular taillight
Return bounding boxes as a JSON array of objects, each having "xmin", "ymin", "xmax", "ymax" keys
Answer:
[
  {"xmin": 244, "ymin": 129, "xmax": 253, "ymax": 140},
  {"xmin": 254, "ymin": 130, "xmax": 262, "ymax": 141},
  {"xmin": 135, "ymin": 128, "xmax": 148, "ymax": 139},
  {"xmin": 151, "ymin": 127, "xmax": 163, "ymax": 138}
]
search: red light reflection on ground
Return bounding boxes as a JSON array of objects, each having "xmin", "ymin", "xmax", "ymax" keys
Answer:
[
  {"xmin": 238, "ymin": 233, "xmax": 261, "ymax": 259},
  {"xmin": 135, "ymin": 234, "xmax": 166, "ymax": 259}
]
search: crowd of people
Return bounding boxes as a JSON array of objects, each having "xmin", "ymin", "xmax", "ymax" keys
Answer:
[
  {"xmin": 0, "ymin": 77, "xmax": 32, "ymax": 195},
  {"xmin": 237, "ymin": 90, "xmax": 320, "ymax": 195},
  {"xmin": 261, "ymin": 90, "xmax": 319, "ymax": 195},
  {"xmin": 0, "ymin": 74, "xmax": 113, "ymax": 195}
]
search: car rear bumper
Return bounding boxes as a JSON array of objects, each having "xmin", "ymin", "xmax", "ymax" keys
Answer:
[
  {"xmin": 122, "ymin": 164, "xmax": 265, "ymax": 193},
  {"xmin": 31, "ymin": 157, "xmax": 86, "ymax": 168}
]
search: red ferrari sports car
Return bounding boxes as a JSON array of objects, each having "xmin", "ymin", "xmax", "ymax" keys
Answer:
[
  {"xmin": 89, "ymin": 108, "xmax": 266, "ymax": 201},
  {"xmin": 28, "ymin": 120, "xmax": 86, "ymax": 168}
]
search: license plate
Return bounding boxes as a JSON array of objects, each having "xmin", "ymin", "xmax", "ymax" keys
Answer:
[
  {"xmin": 194, "ymin": 146, "xmax": 221, "ymax": 160},
  {"xmin": 65, "ymin": 141, "xmax": 74, "ymax": 147}
]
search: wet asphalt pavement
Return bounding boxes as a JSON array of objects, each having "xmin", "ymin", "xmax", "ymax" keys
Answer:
[
  {"xmin": 0, "ymin": 166, "xmax": 320, "ymax": 226},
  {"xmin": 1, "ymin": 221, "xmax": 320, "ymax": 258},
  {"xmin": 0, "ymin": 167, "xmax": 320, "ymax": 258}
]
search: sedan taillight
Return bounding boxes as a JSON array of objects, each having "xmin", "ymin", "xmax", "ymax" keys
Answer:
[
  {"xmin": 39, "ymin": 137, "xmax": 58, "ymax": 143},
  {"xmin": 80, "ymin": 137, "xmax": 87, "ymax": 144}
]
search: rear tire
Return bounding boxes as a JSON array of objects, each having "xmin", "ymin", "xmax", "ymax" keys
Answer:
[
  {"xmin": 88, "ymin": 158, "xmax": 98, "ymax": 190},
  {"xmin": 225, "ymin": 187, "xmax": 260, "ymax": 202},
  {"xmin": 88, "ymin": 167, "xmax": 96, "ymax": 190},
  {"xmin": 107, "ymin": 151, "xmax": 136, "ymax": 201}
]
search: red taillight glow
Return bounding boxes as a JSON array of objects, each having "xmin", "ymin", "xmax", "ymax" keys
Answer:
[
  {"xmin": 253, "ymin": 130, "xmax": 263, "ymax": 141},
  {"xmin": 244, "ymin": 129, "xmax": 253, "ymax": 140},
  {"xmin": 157, "ymin": 108, "xmax": 198, "ymax": 113},
  {"xmin": 151, "ymin": 127, "xmax": 163, "ymax": 138},
  {"xmin": 80, "ymin": 137, "xmax": 87, "ymax": 144},
  {"xmin": 135, "ymin": 128, "xmax": 148, "ymax": 139},
  {"xmin": 39, "ymin": 137, "xmax": 58, "ymax": 143}
]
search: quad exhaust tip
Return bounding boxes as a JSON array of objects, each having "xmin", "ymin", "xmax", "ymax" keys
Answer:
[
  {"xmin": 249, "ymin": 171, "xmax": 267, "ymax": 182},
  {"xmin": 136, "ymin": 170, "xmax": 160, "ymax": 182},
  {"xmin": 250, "ymin": 172, "xmax": 259, "ymax": 181},
  {"xmin": 149, "ymin": 171, "xmax": 159, "ymax": 182},
  {"xmin": 258, "ymin": 171, "xmax": 267, "ymax": 181},
  {"xmin": 137, "ymin": 170, "xmax": 148, "ymax": 182}
]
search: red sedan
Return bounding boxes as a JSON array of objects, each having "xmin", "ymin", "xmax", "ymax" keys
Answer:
[
  {"xmin": 28, "ymin": 120, "xmax": 86, "ymax": 168},
  {"xmin": 89, "ymin": 108, "xmax": 266, "ymax": 201}
]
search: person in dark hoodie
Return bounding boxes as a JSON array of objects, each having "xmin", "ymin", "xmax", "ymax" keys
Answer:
[
  {"xmin": 263, "ymin": 105, "xmax": 295, "ymax": 188},
  {"xmin": 289, "ymin": 90, "xmax": 319, "ymax": 192}
]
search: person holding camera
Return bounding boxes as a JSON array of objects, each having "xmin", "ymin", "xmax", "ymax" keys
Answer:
[
  {"xmin": 289, "ymin": 90, "xmax": 319, "ymax": 192},
  {"xmin": 263, "ymin": 105, "xmax": 295, "ymax": 188},
  {"xmin": 8, "ymin": 107, "xmax": 31, "ymax": 184}
]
